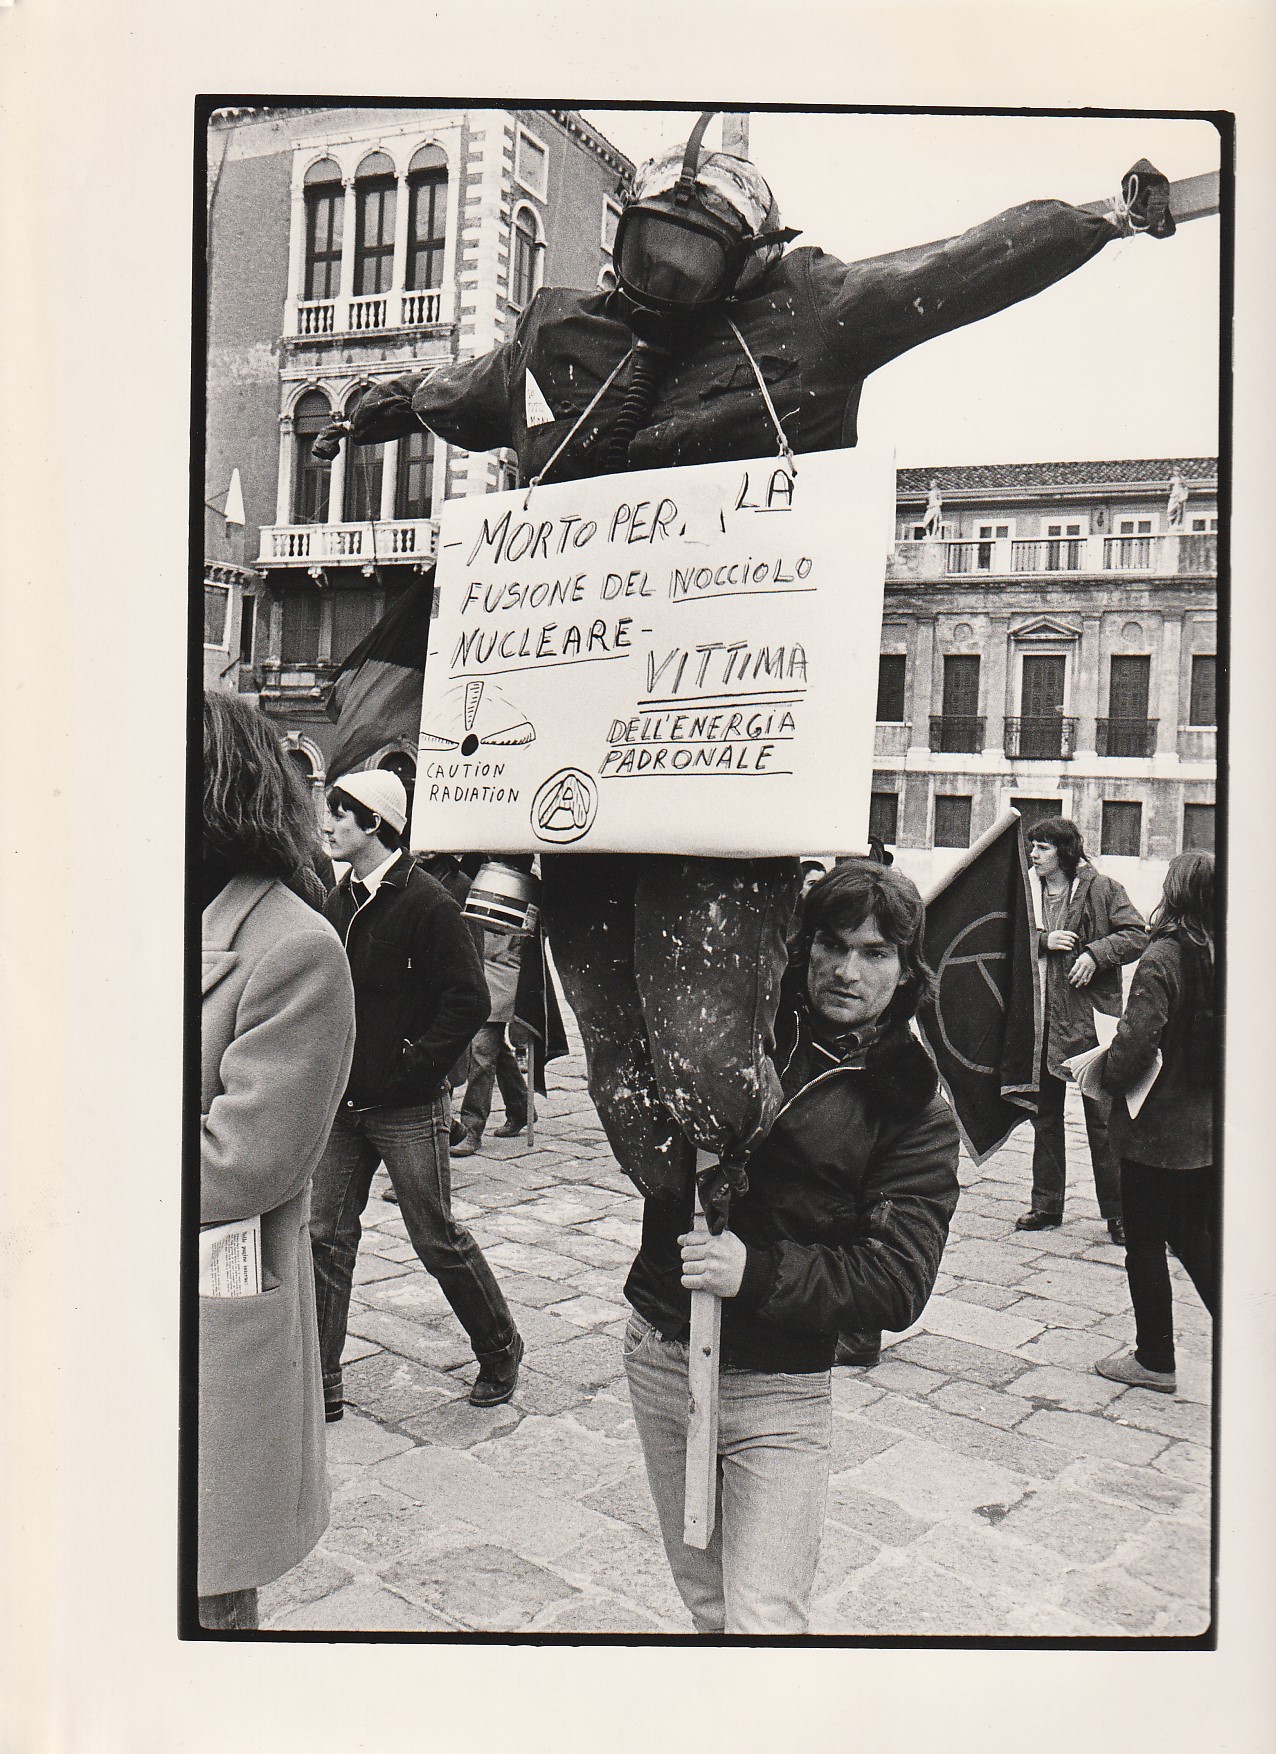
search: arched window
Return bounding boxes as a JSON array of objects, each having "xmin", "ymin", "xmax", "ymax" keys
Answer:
[
  {"xmin": 395, "ymin": 426, "xmax": 435, "ymax": 520},
  {"xmin": 353, "ymin": 151, "xmax": 396, "ymax": 297},
  {"xmin": 292, "ymin": 390, "xmax": 332, "ymax": 524},
  {"xmin": 511, "ymin": 207, "xmax": 543, "ymax": 310},
  {"xmin": 303, "ymin": 159, "xmax": 344, "ymax": 301},
  {"xmin": 342, "ymin": 385, "xmax": 385, "ymax": 522},
  {"xmin": 406, "ymin": 146, "xmax": 448, "ymax": 292}
]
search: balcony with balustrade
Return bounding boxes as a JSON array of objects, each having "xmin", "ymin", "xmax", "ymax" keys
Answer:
[
  {"xmin": 257, "ymin": 518, "xmax": 439, "ymax": 569},
  {"xmin": 929, "ymin": 714, "xmax": 986, "ymax": 755},
  {"xmin": 1003, "ymin": 715, "xmax": 1079, "ymax": 760},
  {"xmin": 1096, "ymin": 717, "xmax": 1159, "ymax": 758},
  {"xmin": 887, "ymin": 530, "xmax": 1216, "ymax": 585},
  {"xmin": 294, "ymin": 286, "xmax": 451, "ymax": 339}
]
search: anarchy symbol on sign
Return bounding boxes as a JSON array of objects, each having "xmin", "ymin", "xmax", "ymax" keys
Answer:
[{"xmin": 933, "ymin": 911, "xmax": 1009, "ymax": 1075}]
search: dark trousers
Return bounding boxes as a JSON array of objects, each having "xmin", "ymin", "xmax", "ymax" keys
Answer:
[
  {"xmin": 540, "ymin": 853, "xmax": 800, "ymax": 1199},
  {"xmin": 458, "ymin": 1022, "xmax": 528, "ymax": 1141},
  {"xmin": 310, "ymin": 1098, "xmax": 517, "ymax": 1394},
  {"xmin": 1121, "ymin": 1159, "xmax": 1218, "ymax": 1372},
  {"xmin": 1030, "ymin": 1062, "xmax": 1123, "ymax": 1220}
]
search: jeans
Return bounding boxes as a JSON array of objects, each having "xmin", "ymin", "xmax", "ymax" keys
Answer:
[
  {"xmin": 458, "ymin": 1023, "xmax": 528, "ymax": 1141},
  {"xmin": 1030, "ymin": 1061, "xmax": 1123, "ymax": 1220},
  {"xmin": 623, "ymin": 1311, "xmax": 832, "ymax": 1634},
  {"xmin": 310, "ymin": 1098, "xmax": 517, "ymax": 1396},
  {"xmin": 540, "ymin": 854, "xmax": 800, "ymax": 1198},
  {"xmin": 1121, "ymin": 1159, "xmax": 1218, "ymax": 1372},
  {"xmin": 198, "ymin": 1587, "xmax": 258, "ymax": 1630}
]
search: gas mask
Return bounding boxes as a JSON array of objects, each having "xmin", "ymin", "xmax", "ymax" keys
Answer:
[{"xmin": 612, "ymin": 112, "xmax": 798, "ymax": 321}]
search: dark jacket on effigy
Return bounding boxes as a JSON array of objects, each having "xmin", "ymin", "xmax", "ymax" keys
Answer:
[
  {"xmin": 1101, "ymin": 934, "xmax": 1216, "ymax": 1169},
  {"xmin": 625, "ymin": 982, "xmax": 962, "ymax": 1375},
  {"xmin": 345, "ymin": 202, "xmax": 1117, "ymax": 481}
]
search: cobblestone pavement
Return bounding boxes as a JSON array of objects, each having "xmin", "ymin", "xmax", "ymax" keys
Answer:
[{"xmin": 261, "ymin": 1038, "xmax": 1213, "ymax": 1638}]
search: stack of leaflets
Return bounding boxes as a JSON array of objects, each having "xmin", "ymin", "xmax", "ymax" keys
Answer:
[
  {"xmin": 1062, "ymin": 1011, "xmax": 1161, "ymax": 1118},
  {"xmin": 198, "ymin": 1215, "xmax": 262, "ymax": 1297}
]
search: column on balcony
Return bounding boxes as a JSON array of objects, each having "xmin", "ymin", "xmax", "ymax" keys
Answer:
[
  {"xmin": 1157, "ymin": 612, "xmax": 1184, "ymax": 756},
  {"xmin": 905, "ymin": 615, "xmax": 937, "ymax": 756},
  {"xmin": 286, "ymin": 181, "xmax": 307, "ymax": 331},
  {"xmin": 983, "ymin": 613, "xmax": 1012, "ymax": 756},
  {"xmin": 380, "ymin": 438, "xmax": 400, "ymax": 523},
  {"xmin": 329, "ymin": 431, "xmax": 349, "ymax": 531},
  {"xmin": 338, "ymin": 177, "xmax": 358, "ymax": 322},
  {"xmin": 1075, "ymin": 614, "xmax": 1103, "ymax": 757},
  {"xmin": 275, "ymin": 415, "xmax": 295, "ymax": 527},
  {"xmin": 390, "ymin": 172, "xmax": 411, "ymax": 321}
]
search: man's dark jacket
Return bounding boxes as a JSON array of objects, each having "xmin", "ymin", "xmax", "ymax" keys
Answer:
[
  {"xmin": 324, "ymin": 852, "xmax": 489, "ymax": 1111},
  {"xmin": 625, "ymin": 979, "xmax": 962, "ymax": 1374},
  {"xmin": 345, "ymin": 201, "xmax": 1116, "ymax": 481}
]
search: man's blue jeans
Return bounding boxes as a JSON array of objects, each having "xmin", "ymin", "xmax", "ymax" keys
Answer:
[
  {"xmin": 310, "ymin": 1098, "xmax": 517, "ymax": 1398},
  {"xmin": 623, "ymin": 1311, "xmax": 832, "ymax": 1634},
  {"xmin": 540, "ymin": 854, "xmax": 800, "ymax": 1198}
]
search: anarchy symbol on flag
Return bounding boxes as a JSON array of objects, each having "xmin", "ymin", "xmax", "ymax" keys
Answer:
[{"xmin": 933, "ymin": 912, "xmax": 1010, "ymax": 1075}]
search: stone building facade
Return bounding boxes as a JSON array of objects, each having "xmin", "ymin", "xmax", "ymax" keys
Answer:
[
  {"xmin": 872, "ymin": 458, "xmax": 1218, "ymax": 911},
  {"xmin": 202, "ymin": 105, "xmax": 632, "ymax": 784}
]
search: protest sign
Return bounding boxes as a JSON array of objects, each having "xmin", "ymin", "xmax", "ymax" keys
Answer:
[{"xmin": 412, "ymin": 447, "xmax": 893, "ymax": 856}]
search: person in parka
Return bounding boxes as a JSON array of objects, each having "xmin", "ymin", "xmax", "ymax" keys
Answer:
[
  {"xmin": 1020, "ymin": 816, "xmax": 1147, "ymax": 1242},
  {"xmin": 621, "ymin": 860, "xmax": 960, "ymax": 1633},
  {"xmin": 314, "ymin": 115, "xmax": 1176, "ymax": 1217}
]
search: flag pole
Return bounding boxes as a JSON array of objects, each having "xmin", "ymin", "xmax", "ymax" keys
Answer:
[{"xmin": 923, "ymin": 809, "xmax": 1023, "ymax": 906}]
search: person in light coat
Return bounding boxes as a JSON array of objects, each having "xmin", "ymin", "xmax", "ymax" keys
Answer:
[{"xmin": 199, "ymin": 691, "xmax": 355, "ymax": 1630}]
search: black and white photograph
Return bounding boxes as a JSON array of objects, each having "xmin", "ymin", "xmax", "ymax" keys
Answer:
[
  {"xmin": 197, "ymin": 100, "xmax": 1224, "ymax": 1639},
  {"xmin": 4, "ymin": 2, "xmax": 1273, "ymax": 1749}
]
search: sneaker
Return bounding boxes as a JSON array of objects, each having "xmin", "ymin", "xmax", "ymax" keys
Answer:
[
  {"xmin": 451, "ymin": 1132, "xmax": 481, "ymax": 1158},
  {"xmin": 324, "ymin": 1387, "xmax": 345, "ymax": 1423},
  {"xmin": 470, "ymin": 1334, "xmax": 524, "ymax": 1407},
  {"xmin": 1095, "ymin": 1350, "xmax": 1176, "ymax": 1394}
]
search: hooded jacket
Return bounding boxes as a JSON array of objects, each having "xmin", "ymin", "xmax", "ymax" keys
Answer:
[
  {"xmin": 344, "ymin": 201, "xmax": 1116, "ymax": 482},
  {"xmin": 624, "ymin": 979, "xmax": 961, "ymax": 1374},
  {"xmin": 1030, "ymin": 863, "xmax": 1147, "ymax": 1073}
]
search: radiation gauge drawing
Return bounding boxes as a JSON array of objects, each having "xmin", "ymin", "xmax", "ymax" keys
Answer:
[{"xmin": 418, "ymin": 679, "xmax": 537, "ymax": 758}]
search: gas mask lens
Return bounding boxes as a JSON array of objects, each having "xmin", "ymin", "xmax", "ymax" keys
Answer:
[{"xmin": 614, "ymin": 208, "xmax": 739, "ymax": 311}]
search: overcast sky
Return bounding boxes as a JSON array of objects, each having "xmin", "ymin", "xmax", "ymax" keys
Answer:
[{"xmin": 581, "ymin": 108, "xmax": 1222, "ymax": 470}]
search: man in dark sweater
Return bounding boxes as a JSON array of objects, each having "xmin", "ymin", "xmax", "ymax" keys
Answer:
[{"xmin": 308, "ymin": 769, "xmax": 524, "ymax": 1416}]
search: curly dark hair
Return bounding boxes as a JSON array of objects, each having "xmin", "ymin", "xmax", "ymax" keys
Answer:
[
  {"xmin": 795, "ymin": 858, "xmax": 935, "ymax": 1020},
  {"xmin": 203, "ymin": 690, "xmax": 320, "ymax": 879}
]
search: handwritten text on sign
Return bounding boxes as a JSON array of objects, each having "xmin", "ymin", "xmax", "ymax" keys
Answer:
[{"xmin": 412, "ymin": 448, "xmax": 892, "ymax": 856}]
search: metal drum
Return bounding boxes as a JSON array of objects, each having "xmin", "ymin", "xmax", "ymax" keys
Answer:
[{"xmin": 462, "ymin": 861, "xmax": 541, "ymax": 935}]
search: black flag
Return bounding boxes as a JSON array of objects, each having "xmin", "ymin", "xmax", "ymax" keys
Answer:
[
  {"xmin": 325, "ymin": 568, "xmax": 434, "ymax": 781},
  {"xmin": 512, "ymin": 930, "xmax": 570, "ymax": 1097},
  {"xmin": 916, "ymin": 810, "xmax": 1041, "ymax": 1162}
]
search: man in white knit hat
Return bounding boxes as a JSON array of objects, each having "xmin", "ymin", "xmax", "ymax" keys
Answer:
[{"xmin": 309, "ymin": 768, "xmax": 525, "ymax": 1415}]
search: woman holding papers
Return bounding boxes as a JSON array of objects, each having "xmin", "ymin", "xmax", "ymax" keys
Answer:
[
  {"xmin": 199, "ymin": 693, "xmax": 356, "ymax": 1629},
  {"xmin": 1095, "ymin": 851, "xmax": 1217, "ymax": 1395}
]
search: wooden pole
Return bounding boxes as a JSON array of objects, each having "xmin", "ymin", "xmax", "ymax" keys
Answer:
[
  {"xmin": 721, "ymin": 114, "xmax": 750, "ymax": 157},
  {"xmin": 683, "ymin": 1150, "xmax": 722, "ymax": 1549}
]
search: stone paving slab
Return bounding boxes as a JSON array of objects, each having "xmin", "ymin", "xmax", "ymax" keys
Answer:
[{"xmin": 259, "ymin": 1048, "xmax": 1213, "ymax": 1637}]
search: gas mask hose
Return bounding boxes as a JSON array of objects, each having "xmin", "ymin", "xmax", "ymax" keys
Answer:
[{"xmin": 603, "ymin": 338, "xmax": 669, "ymax": 472}]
